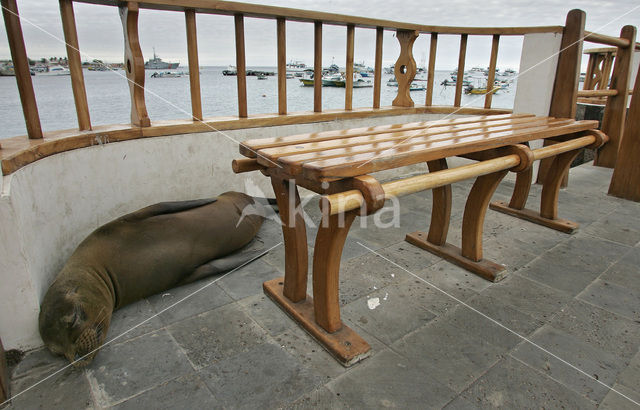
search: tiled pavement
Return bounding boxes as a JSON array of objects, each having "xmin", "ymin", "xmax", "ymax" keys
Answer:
[{"xmin": 4, "ymin": 163, "xmax": 640, "ymax": 409}]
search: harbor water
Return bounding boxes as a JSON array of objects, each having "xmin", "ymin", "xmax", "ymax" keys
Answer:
[{"xmin": 0, "ymin": 68, "xmax": 517, "ymax": 139}]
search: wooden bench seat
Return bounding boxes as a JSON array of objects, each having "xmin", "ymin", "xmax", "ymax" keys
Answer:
[{"xmin": 233, "ymin": 113, "xmax": 606, "ymax": 367}]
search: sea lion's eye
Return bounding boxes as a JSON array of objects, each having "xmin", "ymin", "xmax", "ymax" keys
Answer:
[{"xmin": 66, "ymin": 311, "xmax": 81, "ymax": 329}]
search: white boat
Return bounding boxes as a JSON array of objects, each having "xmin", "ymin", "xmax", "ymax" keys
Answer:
[
  {"xmin": 150, "ymin": 71, "xmax": 185, "ymax": 78},
  {"xmin": 39, "ymin": 65, "xmax": 70, "ymax": 76}
]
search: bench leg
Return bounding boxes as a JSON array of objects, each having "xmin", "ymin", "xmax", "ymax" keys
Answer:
[
  {"xmin": 269, "ymin": 176, "xmax": 308, "ymax": 302},
  {"xmin": 406, "ymin": 170, "xmax": 509, "ymax": 282},
  {"xmin": 426, "ymin": 159, "xmax": 452, "ymax": 245},
  {"xmin": 490, "ymin": 150, "xmax": 580, "ymax": 234},
  {"xmin": 263, "ymin": 206, "xmax": 371, "ymax": 367}
]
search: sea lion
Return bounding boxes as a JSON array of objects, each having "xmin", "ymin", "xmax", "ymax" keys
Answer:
[{"xmin": 39, "ymin": 192, "xmax": 267, "ymax": 366}]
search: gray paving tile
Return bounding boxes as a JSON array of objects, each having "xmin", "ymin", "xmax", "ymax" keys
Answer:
[
  {"xmin": 334, "ymin": 252, "xmax": 411, "ymax": 306},
  {"xmin": 517, "ymin": 233, "xmax": 630, "ymax": 296},
  {"xmin": 584, "ymin": 210, "xmax": 640, "ymax": 246},
  {"xmin": 199, "ymin": 342, "xmax": 323, "ymax": 409},
  {"xmin": 286, "ymin": 386, "xmax": 350, "ymax": 409},
  {"xmin": 417, "ymin": 260, "xmax": 492, "ymax": 298},
  {"xmin": 510, "ymin": 325, "xmax": 627, "ymax": 403},
  {"xmin": 7, "ymin": 366, "xmax": 93, "ymax": 410},
  {"xmin": 85, "ymin": 329, "xmax": 192, "ymax": 407},
  {"xmin": 9, "ymin": 347, "xmax": 66, "ymax": 380},
  {"xmin": 388, "ymin": 277, "xmax": 469, "ymax": 316},
  {"xmin": 112, "ymin": 373, "xmax": 217, "ymax": 410},
  {"xmin": 147, "ymin": 279, "xmax": 233, "ymax": 326},
  {"xmin": 342, "ymin": 286, "xmax": 436, "ymax": 345},
  {"xmin": 167, "ymin": 303, "xmax": 268, "ymax": 370},
  {"xmin": 237, "ymin": 293, "xmax": 294, "ymax": 336},
  {"xmin": 600, "ymin": 247, "xmax": 640, "ymax": 291},
  {"xmin": 444, "ymin": 293, "xmax": 544, "ymax": 350},
  {"xmin": 549, "ymin": 300, "xmax": 640, "ymax": 360},
  {"xmin": 216, "ymin": 259, "xmax": 282, "ymax": 300},
  {"xmin": 481, "ymin": 236, "xmax": 538, "ymax": 273},
  {"xmin": 492, "ymin": 221, "xmax": 570, "ymax": 256},
  {"xmin": 107, "ymin": 299, "xmax": 164, "ymax": 340},
  {"xmin": 479, "ymin": 274, "xmax": 571, "ymax": 322},
  {"xmin": 578, "ymin": 279, "xmax": 640, "ymax": 321},
  {"xmin": 458, "ymin": 356, "xmax": 597, "ymax": 409},
  {"xmin": 376, "ymin": 240, "xmax": 442, "ymax": 273},
  {"xmin": 390, "ymin": 318, "xmax": 506, "ymax": 392},
  {"xmin": 614, "ymin": 350, "xmax": 640, "ymax": 400},
  {"xmin": 442, "ymin": 395, "xmax": 482, "ymax": 410},
  {"xmin": 272, "ymin": 325, "xmax": 352, "ymax": 380},
  {"xmin": 598, "ymin": 383, "xmax": 640, "ymax": 410},
  {"xmin": 327, "ymin": 349, "xmax": 456, "ymax": 409}
]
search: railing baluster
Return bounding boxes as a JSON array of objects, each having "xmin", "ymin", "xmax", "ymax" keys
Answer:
[
  {"xmin": 314, "ymin": 21, "xmax": 322, "ymax": 112},
  {"xmin": 234, "ymin": 14, "xmax": 248, "ymax": 118},
  {"xmin": 454, "ymin": 34, "xmax": 468, "ymax": 107},
  {"xmin": 2, "ymin": 0, "xmax": 43, "ymax": 139},
  {"xmin": 425, "ymin": 33, "xmax": 437, "ymax": 106},
  {"xmin": 484, "ymin": 34, "xmax": 500, "ymax": 109},
  {"xmin": 345, "ymin": 24, "xmax": 355, "ymax": 111},
  {"xmin": 59, "ymin": 0, "xmax": 91, "ymax": 131},
  {"xmin": 277, "ymin": 18, "xmax": 286, "ymax": 115},
  {"xmin": 373, "ymin": 27, "xmax": 383, "ymax": 109},
  {"xmin": 119, "ymin": 2, "xmax": 150, "ymax": 127},
  {"xmin": 185, "ymin": 10, "xmax": 202, "ymax": 121},
  {"xmin": 392, "ymin": 29, "xmax": 418, "ymax": 107}
]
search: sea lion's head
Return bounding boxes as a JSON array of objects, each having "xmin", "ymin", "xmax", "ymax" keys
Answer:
[{"xmin": 39, "ymin": 273, "xmax": 112, "ymax": 367}]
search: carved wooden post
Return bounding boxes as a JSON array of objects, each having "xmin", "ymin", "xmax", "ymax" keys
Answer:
[
  {"xmin": 2, "ymin": 0, "xmax": 43, "ymax": 139},
  {"xmin": 392, "ymin": 30, "xmax": 419, "ymax": 107},
  {"xmin": 119, "ymin": 2, "xmax": 150, "ymax": 127}
]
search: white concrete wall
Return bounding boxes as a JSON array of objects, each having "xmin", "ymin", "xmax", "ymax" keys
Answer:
[{"xmin": 0, "ymin": 112, "xmax": 451, "ymax": 351}]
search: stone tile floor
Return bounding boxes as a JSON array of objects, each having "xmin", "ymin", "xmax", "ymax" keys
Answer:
[{"xmin": 3, "ymin": 163, "xmax": 640, "ymax": 409}]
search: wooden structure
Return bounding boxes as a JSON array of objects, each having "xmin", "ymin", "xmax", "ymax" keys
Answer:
[
  {"xmin": 235, "ymin": 113, "xmax": 605, "ymax": 365},
  {"xmin": 608, "ymin": 64, "xmax": 640, "ymax": 201},
  {"xmin": 0, "ymin": 337, "xmax": 8, "ymax": 403}
]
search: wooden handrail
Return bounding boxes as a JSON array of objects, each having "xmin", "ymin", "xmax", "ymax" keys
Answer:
[
  {"xmin": 74, "ymin": 0, "xmax": 564, "ymax": 35},
  {"xmin": 584, "ymin": 31, "xmax": 631, "ymax": 48},
  {"xmin": 577, "ymin": 89, "xmax": 618, "ymax": 97}
]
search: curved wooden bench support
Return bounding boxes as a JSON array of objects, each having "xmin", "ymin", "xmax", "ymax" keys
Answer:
[
  {"xmin": 427, "ymin": 159, "xmax": 452, "ymax": 246},
  {"xmin": 491, "ymin": 131, "xmax": 607, "ymax": 233},
  {"xmin": 407, "ymin": 170, "xmax": 509, "ymax": 282},
  {"xmin": 313, "ymin": 210, "xmax": 358, "ymax": 332},
  {"xmin": 270, "ymin": 176, "xmax": 308, "ymax": 302}
]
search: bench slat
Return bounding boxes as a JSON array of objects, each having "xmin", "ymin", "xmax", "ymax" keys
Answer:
[
  {"xmin": 267, "ymin": 118, "xmax": 573, "ymax": 174},
  {"xmin": 301, "ymin": 120, "xmax": 598, "ymax": 180},
  {"xmin": 259, "ymin": 115, "xmax": 550, "ymax": 160},
  {"xmin": 239, "ymin": 113, "xmax": 534, "ymax": 157}
]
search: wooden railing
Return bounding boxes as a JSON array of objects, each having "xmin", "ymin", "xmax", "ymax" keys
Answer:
[
  {"xmin": 0, "ymin": 0, "xmax": 635, "ymax": 175},
  {"xmin": 578, "ymin": 25, "xmax": 638, "ymax": 168}
]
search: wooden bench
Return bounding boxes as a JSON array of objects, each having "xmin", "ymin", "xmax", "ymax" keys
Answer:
[{"xmin": 233, "ymin": 113, "xmax": 606, "ymax": 366}]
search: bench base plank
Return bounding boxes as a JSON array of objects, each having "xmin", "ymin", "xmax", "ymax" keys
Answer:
[
  {"xmin": 405, "ymin": 231, "xmax": 507, "ymax": 282},
  {"xmin": 489, "ymin": 200, "xmax": 579, "ymax": 233},
  {"xmin": 263, "ymin": 278, "xmax": 371, "ymax": 367}
]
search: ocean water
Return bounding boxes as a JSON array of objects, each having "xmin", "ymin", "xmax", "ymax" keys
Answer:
[{"xmin": 0, "ymin": 67, "xmax": 517, "ymax": 139}]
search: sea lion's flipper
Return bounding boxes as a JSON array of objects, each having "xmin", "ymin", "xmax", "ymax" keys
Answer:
[
  {"xmin": 125, "ymin": 198, "xmax": 218, "ymax": 221},
  {"xmin": 179, "ymin": 248, "xmax": 267, "ymax": 285}
]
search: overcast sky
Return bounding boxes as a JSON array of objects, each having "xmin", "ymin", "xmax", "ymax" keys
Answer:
[{"xmin": 1, "ymin": 0, "xmax": 639, "ymax": 70}]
